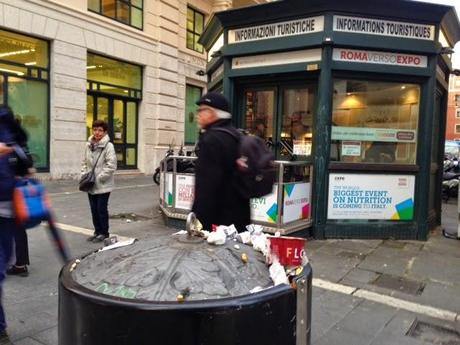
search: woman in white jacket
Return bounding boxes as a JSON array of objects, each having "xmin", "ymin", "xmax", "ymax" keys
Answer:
[{"xmin": 81, "ymin": 120, "xmax": 117, "ymax": 242}]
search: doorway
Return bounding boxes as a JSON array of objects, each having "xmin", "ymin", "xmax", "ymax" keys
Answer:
[
  {"xmin": 87, "ymin": 94, "xmax": 138, "ymax": 169},
  {"xmin": 239, "ymin": 83, "xmax": 316, "ymax": 160}
]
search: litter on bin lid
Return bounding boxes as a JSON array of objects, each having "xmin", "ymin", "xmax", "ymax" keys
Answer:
[
  {"xmin": 99, "ymin": 238, "xmax": 137, "ymax": 252},
  {"xmin": 269, "ymin": 259, "xmax": 289, "ymax": 286},
  {"xmin": 241, "ymin": 253, "xmax": 248, "ymax": 264},
  {"xmin": 207, "ymin": 228, "xmax": 226, "ymax": 245}
]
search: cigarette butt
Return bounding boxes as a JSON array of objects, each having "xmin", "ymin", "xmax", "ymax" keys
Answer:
[
  {"xmin": 177, "ymin": 294, "xmax": 185, "ymax": 302},
  {"xmin": 241, "ymin": 253, "xmax": 248, "ymax": 264},
  {"xmin": 295, "ymin": 266, "xmax": 304, "ymax": 276}
]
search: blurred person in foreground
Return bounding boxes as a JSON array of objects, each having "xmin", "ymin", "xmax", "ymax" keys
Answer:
[
  {"xmin": 192, "ymin": 92, "xmax": 250, "ymax": 232},
  {"xmin": 0, "ymin": 105, "xmax": 33, "ymax": 341}
]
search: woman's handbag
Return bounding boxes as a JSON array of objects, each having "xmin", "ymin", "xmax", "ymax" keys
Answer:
[
  {"xmin": 79, "ymin": 147, "xmax": 105, "ymax": 192},
  {"xmin": 13, "ymin": 178, "xmax": 51, "ymax": 229}
]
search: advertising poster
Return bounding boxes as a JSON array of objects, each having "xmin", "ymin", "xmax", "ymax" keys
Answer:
[
  {"xmin": 328, "ymin": 174, "xmax": 415, "ymax": 220},
  {"xmin": 283, "ymin": 183, "xmax": 311, "ymax": 223},
  {"xmin": 175, "ymin": 175, "xmax": 195, "ymax": 210},
  {"xmin": 332, "ymin": 126, "xmax": 416, "ymax": 143},
  {"xmin": 251, "ymin": 185, "xmax": 278, "ymax": 223},
  {"xmin": 161, "ymin": 173, "xmax": 173, "ymax": 207},
  {"xmin": 293, "ymin": 140, "xmax": 312, "ymax": 156}
]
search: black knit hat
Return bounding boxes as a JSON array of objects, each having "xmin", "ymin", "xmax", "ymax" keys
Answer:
[{"xmin": 196, "ymin": 92, "xmax": 230, "ymax": 113}]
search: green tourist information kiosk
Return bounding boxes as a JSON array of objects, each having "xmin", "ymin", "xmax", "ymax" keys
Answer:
[{"xmin": 198, "ymin": 0, "xmax": 460, "ymax": 240}]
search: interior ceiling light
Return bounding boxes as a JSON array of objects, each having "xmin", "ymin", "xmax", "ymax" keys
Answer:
[
  {"xmin": 25, "ymin": 61, "xmax": 36, "ymax": 66},
  {"xmin": 0, "ymin": 49, "xmax": 34, "ymax": 58},
  {"xmin": 0, "ymin": 68, "xmax": 24, "ymax": 76},
  {"xmin": 87, "ymin": 65, "xmax": 97, "ymax": 69}
]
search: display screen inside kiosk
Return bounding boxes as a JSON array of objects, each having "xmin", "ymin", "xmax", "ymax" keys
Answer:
[{"xmin": 331, "ymin": 80, "xmax": 420, "ymax": 165}]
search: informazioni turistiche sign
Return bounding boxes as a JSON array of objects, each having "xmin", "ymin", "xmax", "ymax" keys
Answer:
[{"xmin": 228, "ymin": 17, "xmax": 324, "ymax": 44}]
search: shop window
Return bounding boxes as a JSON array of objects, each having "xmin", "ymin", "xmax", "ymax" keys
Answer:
[
  {"xmin": 87, "ymin": 53, "xmax": 141, "ymax": 169},
  {"xmin": 87, "ymin": 53, "xmax": 142, "ymax": 98},
  {"xmin": 187, "ymin": 7, "xmax": 204, "ymax": 53},
  {"xmin": 88, "ymin": 0, "xmax": 143, "ymax": 29},
  {"xmin": 331, "ymin": 80, "xmax": 420, "ymax": 165},
  {"xmin": 456, "ymin": 125, "xmax": 460, "ymax": 134},
  {"xmin": 0, "ymin": 29, "xmax": 49, "ymax": 170},
  {"xmin": 184, "ymin": 85, "xmax": 202, "ymax": 144},
  {"xmin": 8, "ymin": 78, "xmax": 48, "ymax": 169}
]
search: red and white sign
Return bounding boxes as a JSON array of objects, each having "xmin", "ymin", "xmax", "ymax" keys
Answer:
[{"xmin": 333, "ymin": 48, "xmax": 427, "ymax": 68}]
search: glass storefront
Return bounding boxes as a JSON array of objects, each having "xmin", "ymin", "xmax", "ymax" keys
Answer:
[
  {"xmin": 87, "ymin": 53, "xmax": 141, "ymax": 169},
  {"xmin": 331, "ymin": 80, "xmax": 420, "ymax": 165},
  {"xmin": 0, "ymin": 29, "xmax": 49, "ymax": 170}
]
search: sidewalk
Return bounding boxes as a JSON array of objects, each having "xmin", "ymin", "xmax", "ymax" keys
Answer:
[{"xmin": 3, "ymin": 175, "xmax": 460, "ymax": 345}]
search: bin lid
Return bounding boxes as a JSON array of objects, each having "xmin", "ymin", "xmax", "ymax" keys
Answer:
[{"xmin": 72, "ymin": 234, "xmax": 272, "ymax": 302}]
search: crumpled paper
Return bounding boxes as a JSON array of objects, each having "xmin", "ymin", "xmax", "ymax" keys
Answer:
[
  {"xmin": 207, "ymin": 228, "xmax": 226, "ymax": 245},
  {"xmin": 269, "ymin": 258, "xmax": 289, "ymax": 286}
]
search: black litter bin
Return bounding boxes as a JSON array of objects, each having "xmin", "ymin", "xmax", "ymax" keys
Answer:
[{"xmin": 59, "ymin": 234, "xmax": 312, "ymax": 345}]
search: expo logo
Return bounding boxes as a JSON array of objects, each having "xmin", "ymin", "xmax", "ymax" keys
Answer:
[{"xmin": 334, "ymin": 176, "xmax": 345, "ymax": 181}]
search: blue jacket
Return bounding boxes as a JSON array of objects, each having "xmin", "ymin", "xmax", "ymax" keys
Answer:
[{"xmin": 0, "ymin": 125, "xmax": 15, "ymax": 202}]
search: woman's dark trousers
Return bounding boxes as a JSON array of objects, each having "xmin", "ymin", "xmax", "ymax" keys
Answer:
[{"xmin": 88, "ymin": 192, "xmax": 111, "ymax": 236}]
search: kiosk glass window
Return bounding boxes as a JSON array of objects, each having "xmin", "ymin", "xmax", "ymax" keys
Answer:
[
  {"xmin": 331, "ymin": 80, "xmax": 420, "ymax": 165},
  {"xmin": 244, "ymin": 90, "xmax": 275, "ymax": 143},
  {"xmin": 280, "ymin": 87, "xmax": 315, "ymax": 159}
]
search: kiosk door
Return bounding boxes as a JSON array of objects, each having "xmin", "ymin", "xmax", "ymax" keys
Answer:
[{"xmin": 241, "ymin": 84, "xmax": 316, "ymax": 160}]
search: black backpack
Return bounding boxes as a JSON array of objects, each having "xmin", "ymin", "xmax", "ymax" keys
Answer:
[{"xmin": 213, "ymin": 128, "xmax": 276, "ymax": 199}]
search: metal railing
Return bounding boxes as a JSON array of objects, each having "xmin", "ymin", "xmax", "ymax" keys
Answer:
[{"xmin": 158, "ymin": 155, "xmax": 312, "ymax": 235}]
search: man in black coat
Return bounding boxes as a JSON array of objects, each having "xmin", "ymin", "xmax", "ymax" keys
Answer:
[{"xmin": 192, "ymin": 92, "xmax": 250, "ymax": 232}]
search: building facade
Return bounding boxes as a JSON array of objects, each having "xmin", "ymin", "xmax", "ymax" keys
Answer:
[
  {"xmin": 0, "ymin": 0, "xmax": 263, "ymax": 178},
  {"xmin": 446, "ymin": 75, "xmax": 460, "ymax": 140}
]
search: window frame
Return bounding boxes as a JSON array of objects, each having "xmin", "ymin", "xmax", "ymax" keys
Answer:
[
  {"xmin": 455, "ymin": 124, "xmax": 460, "ymax": 134},
  {"xmin": 186, "ymin": 6, "xmax": 204, "ymax": 53},
  {"xmin": 88, "ymin": 0, "xmax": 143, "ymax": 30},
  {"xmin": 456, "ymin": 108, "xmax": 460, "ymax": 118}
]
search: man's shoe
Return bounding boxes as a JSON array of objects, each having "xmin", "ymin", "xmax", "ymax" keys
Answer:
[
  {"xmin": 87, "ymin": 235, "xmax": 98, "ymax": 242},
  {"xmin": 6, "ymin": 265, "xmax": 28, "ymax": 277},
  {"xmin": 92, "ymin": 234, "xmax": 108, "ymax": 243}
]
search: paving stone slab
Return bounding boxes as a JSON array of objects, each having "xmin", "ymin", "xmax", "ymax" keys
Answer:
[
  {"xmin": 332, "ymin": 300, "xmax": 398, "ymax": 337},
  {"xmin": 410, "ymin": 253, "xmax": 460, "ymax": 285},
  {"xmin": 340, "ymin": 268, "xmax": 380, "ymax": 285},
  {"xmin": 313, "ymin": 327, "xmax": 375, "ymax": 345},
  {"xmin": 358, "ymin": 254, "xmax": 412, "ymax": 276},
  {"xmin": 29, "ymin": 327, "xmax": 57, "ymax": 345},
  {"xmin": 310, "ymin": 252, "xmax": 359, "ymax": 282},
  {"xmin": 13, "ymin": 338, "xmax": 45, "ymax": 345},
  {"xmin": 7, "ymin": 312, "xmax": 56, "ymax": 342}
]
